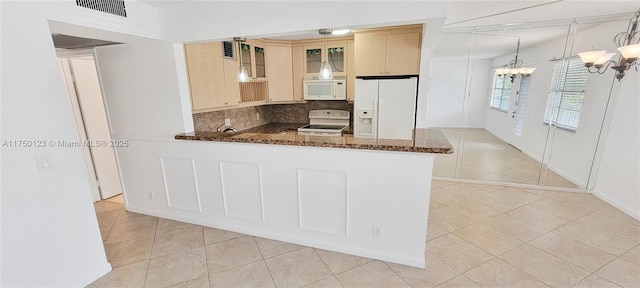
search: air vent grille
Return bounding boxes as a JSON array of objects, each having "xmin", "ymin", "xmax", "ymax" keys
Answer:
[
  {"xmin": 222, "ymin": 41, "xmax": 235, "ymax": 59},
  {"xmin": 76, "ymin": 0, "xmax": 127, "ymax": 17}
]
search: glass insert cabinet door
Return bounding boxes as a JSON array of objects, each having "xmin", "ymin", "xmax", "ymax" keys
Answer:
[
  {"xmin": 254, "ymin": 46, "xmax": 265, "ymax": 78},
  {"xmin": 306, "ymin": 48, "xmax": 322, "ymax": 73},
  {"xmin": 241, "ymin": 43, "xmax": 253, "ymax": 77},
  {"xmin": 306, "ymin": 47, "xmax": 346, "ymax": 74},
  {"xmin": 328, "ymin": 46, "xmax": 345, "ymax": 73}
]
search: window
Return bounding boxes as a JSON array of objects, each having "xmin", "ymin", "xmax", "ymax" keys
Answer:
[
  {"xmin": 490, "ymin": 74, "xmax": 512, "ymax": 112},
  {"xmin": 544, "ymin": 58, "xmax": 589, "ymax": 131}
]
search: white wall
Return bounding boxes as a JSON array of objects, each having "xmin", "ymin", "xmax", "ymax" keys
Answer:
[
  {"xmin": 0, "ymin": 1, "xmax": 161, "ymax": 286},
  {"xmin": 593, "ymin": 74, "xmax": 640, "ymax": 220},
  {"xmin": 484, "ymin": 20, "xmax": 636, "ymax": 188},
  {"xmin": 428, "ymin": 57, "xmax": 492, "ymax": 128},
  {"xmin": 95, "ymin": 41, "xmax": 190, "ymax": 140}
]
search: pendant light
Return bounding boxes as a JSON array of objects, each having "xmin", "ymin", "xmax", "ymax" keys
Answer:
[
  {"xmin": 318, "ymin": 28, "xmax": 333, "ymax": 80},
  {"xmin": 494, "ymin": 38, "xmax": 535, "ymax": 82},
  {"xmin": 234, "ymin": 37, "xmax": 249, "ymax": 82},
  {"xmin": 578, "ymin": 9, "xmax": 640, "ymax": 81}
]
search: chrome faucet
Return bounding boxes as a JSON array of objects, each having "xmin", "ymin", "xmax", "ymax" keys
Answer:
[{"xmin": 217, "ymin": 123, "xmax": 237, "ymax": 133}]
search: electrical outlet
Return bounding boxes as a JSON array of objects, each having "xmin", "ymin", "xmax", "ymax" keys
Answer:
[
  {"xmin": 148, "ymin": 190, "xmax": 154, "ymax": 200},
  {"xmin": 224, "ymin": 118, "xmax": 231, "ymax": 126},
  {"xmin": 372, "ymin": 225, "xmax": 382, "ymax": 240}
]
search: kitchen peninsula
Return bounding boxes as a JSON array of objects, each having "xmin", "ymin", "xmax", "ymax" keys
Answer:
[{"xmin": 167, "ymin": 126, "xmax": 452, "ymax": 268}]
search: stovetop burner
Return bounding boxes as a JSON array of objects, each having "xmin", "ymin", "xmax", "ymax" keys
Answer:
[
  {"xmin": 299, "ymin": 124, "xmax": 347, "ymax": 130},
  {"xmin": 297, "ymin": 109, "xmax": 350, "ymax": 136}
]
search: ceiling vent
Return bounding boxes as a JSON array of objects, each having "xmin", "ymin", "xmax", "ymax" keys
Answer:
[
  {"xmin": 76, "ymin": 0, "xmax": 127, "ymax": 17},
  {"xmin": 222, "ymin": 41, "xmax": 235, "ymax": 59}
]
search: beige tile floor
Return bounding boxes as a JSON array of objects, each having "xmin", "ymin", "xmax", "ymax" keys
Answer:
[
  {"xmin": 434, "ymin": 128, "xmax": 578, "ymax": 188},
  {"xmin": 90, "ymin": 182, "xmax": 640, "ymax": 288}
]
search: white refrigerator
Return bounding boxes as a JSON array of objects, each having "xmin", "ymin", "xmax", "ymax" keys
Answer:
[{"xmin": 354, "ymin": 77, "xmax": 418, "ymax": 140}]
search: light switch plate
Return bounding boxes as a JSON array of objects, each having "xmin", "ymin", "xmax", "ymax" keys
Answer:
[{"xmin": 36, "ymin": 154, "xmax": 53, "ymax": 173}]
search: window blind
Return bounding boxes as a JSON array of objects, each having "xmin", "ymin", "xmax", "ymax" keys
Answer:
[
  {"xmin": 513, "ymin": 76, "xmax": 531, "ymax": 137},
  {"xmin": 544, "ymin": 58, "xmax": 589, "ymax": 131},
  {"xmin": 490, "ymin": 75, "xmax": 512, "ymax": 112}
]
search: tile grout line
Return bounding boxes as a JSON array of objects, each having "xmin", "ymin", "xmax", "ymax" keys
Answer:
[
  {"xmin": 201, "ymin": 226, "xmax": 211, "ymax": 287},
  {"xmin": 579, "ymin": 242, "xmax": 640, "ymax": 287},
  {"xmin": 141, "ymin": 216, "xmax": 159, "ymax": 288},
  {"xmin": 252, "ymin": 237, "xmax": 278, "ymax": 288}
]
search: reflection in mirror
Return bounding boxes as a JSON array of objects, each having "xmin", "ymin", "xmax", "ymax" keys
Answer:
[
  {"xmin": 460, "ymin": 32, "xmax": 549, "ymax": 186},
  {"xmin": 431, "ymin": 12, "xmax": 635, "ymax": 189},
  {"xmin": 429, "ymin": 33, "xmax": 471, "ymax": 179},
  {"xmin": 540, "ymin": 15, "xmax": 634, "ymax": 189}
]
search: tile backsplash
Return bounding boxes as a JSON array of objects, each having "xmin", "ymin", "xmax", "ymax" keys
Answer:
[
  {"xmin": 270, "ymin": 101, "xmax": 353, "ymax": 124},
  {"xmin": 193, "ymin": 106, "xmax": 272, "ymax": 132},
  {"xmin": 192, "ymin": 101, "xmax": 354, "ymax": 132}
]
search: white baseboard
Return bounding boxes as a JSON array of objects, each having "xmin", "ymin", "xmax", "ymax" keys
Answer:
[
  {"xmin": 432, "ymin": 177, "xmax": 588, "ymax": 193},
  {"xmin": 591, "ymin": 189, "xmax": 640, "ymax": 221},
  {"xmin": 126, "ymin": 205, "xmax": 425, "ymax": 268}
]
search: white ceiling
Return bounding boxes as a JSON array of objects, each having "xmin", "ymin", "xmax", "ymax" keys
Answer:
[
  {"xmin": 437, "ymin": 0, "xmax": 639, "ymax": 58},
  {"xmin": 140, "ymin": 1, "xmax": 640, "ymax": 58}
]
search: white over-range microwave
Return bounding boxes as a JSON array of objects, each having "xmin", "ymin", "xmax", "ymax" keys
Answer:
[{"xmin": 303, "ymin": 79, "xmax": 346, "ymax": 100}]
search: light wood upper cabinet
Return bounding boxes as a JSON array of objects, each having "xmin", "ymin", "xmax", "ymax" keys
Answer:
[
  {"xmin": 265, "ymin": 44, "xmax": 294, "ymax": 102},
  {"xmin": 354, "ymin": 33, "xmax": 386, "ymax": 76},
  {"xmin": 222, "ymin": 57, "xmax": 241, "ymax": 106},
  {"xmin": 347, "ymin": 40, "xmax": 355, "ymax": 102},
  {"xmin": 184, "ymin": 42, "xmax": 226, "ymax": 110},
  {"xmin": 184, "ymin": 42, "xmax": 240, "ymax": 112},
  {"xmin": 385, "ymin": 33, "xmax": 421, "ymax": 75},
  {"xmin": 301, "ymin": 39, "xmax": 349, "ymax": 77},
  {"xmin": 292, "ymin": 46, "xmax": 304, "ymax": 101},
  {"xmin": 241, "ymin": 39, "xmax": 266, "ymax": 80},
  {"xmin": 354, "ymin": 25, "xmax": 422, "ymax": 76}
]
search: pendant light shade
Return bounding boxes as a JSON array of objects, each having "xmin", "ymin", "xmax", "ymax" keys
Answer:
[
  {"xmin": 319, "ymin": 62, "xmax": 333, "ymax": 80},
  {"xmin": 237, "ymin": 66, "xmax": 249, "ymax": 82},
  {"xmin": 577, "ymin": 10, "xmax": 640, "ymax": 80},
  {"xmin": 234, "ymin": 37, "xmax": 249, "ymax": 82},
  {"xmin": 577, "ymin": 50, "xmax": 607, "ymax": 66},
  {"xmin": 318, "ymin": 28, "xmax": 333, "ymax": 80},
  {"xmin": 617, "ymin": 43, "xmax": 640, "ymax": 60}
]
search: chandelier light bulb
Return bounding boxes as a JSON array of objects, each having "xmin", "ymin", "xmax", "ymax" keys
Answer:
[
  {"xmin": 617, "ymin": 44, "xmax": 640, "ymax": 61},
  {"xmin": 578, "ymin": 50, "xmax": 607, "ymax": 66},
  {"xmin": 594, "ymin": 53, "xmax": 617, "ymax": 66}
]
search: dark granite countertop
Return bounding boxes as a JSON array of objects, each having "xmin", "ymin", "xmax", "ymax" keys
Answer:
[{"xmin": 175, "ymin": 123, "xmax": 453, "ymax": 154}]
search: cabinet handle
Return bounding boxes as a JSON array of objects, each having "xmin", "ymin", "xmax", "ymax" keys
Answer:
[{"xmin": 225, "ymin": 102, "xmax": 228, "ymax": 105}]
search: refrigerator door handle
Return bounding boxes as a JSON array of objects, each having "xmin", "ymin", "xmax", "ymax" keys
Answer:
[{"xmin": 374, "ymin": 96, "xmax": 379, "ymax": 138}]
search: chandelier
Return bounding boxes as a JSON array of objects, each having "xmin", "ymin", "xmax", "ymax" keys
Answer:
[
  {"xmin": 578, "ymin": 10, "xmax": 640, "ymax": 81},
  {"xmin": 495, "ymin": 39, "xmax": 536, "ymax": 82},
  {"xmin": 234, "ymin": 37, "xmax": 249, "ymax": 82},
  {"xmin": 318, "ymin": 28, "xmax": 333, "ymax": 80}
]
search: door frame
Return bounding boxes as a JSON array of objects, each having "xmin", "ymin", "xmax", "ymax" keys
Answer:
[{"xmin": 58, "ymin": 49, "xmax": 123, "ymax": 202}]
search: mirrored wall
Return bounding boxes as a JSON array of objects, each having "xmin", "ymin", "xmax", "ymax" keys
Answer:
[{"xmin": 429, "ymin": 13, "xmax": 635, "ymax": 189}]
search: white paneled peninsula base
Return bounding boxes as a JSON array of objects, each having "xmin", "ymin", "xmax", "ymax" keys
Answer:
[{"xmin": 119, "ymin": 132, "xmax": 450, "ymax": 268}]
